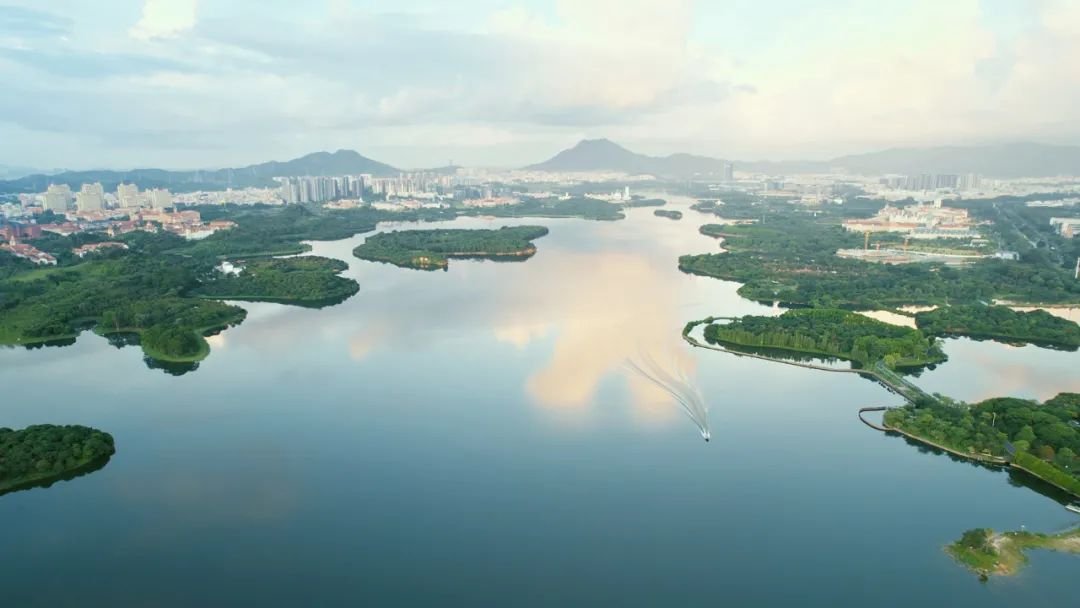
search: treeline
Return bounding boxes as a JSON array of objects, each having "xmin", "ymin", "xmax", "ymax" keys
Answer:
[
  {"xmin": 0, "ymin": 425, "xmax": 115, "ymax": 493},
  {"xmin": 915, "ymin": 305, "xmax": 1080, "ymax": 348},
  {"xmin": 0, "ymin": 233, "xmax": 245, "ymax": 361},
  {"xmin": 885, "ymin": 393, "xmax": 1080, "ymax": 495},
  {"xmin": 353, "ymin": 226, "xmax": 549, "ymax": 270},
  {"xmin": 192, "ymin": 256, "xmax": 358, "ymax": 306},
  {"xmin": 703, "ymin": 309, "xmax": 947, "ymax": 369},
  {"xmin": 681, "ymin": 216, "xmax": 1080, "ymax": 308},
  {"xmin": 471, "ymin": 197, "xmax": 624, "ymax": 221}
]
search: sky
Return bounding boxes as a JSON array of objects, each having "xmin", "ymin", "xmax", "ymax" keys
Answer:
[{"xmin": 0, "ymin": 0, "xmax": 1077, "ymax": 170}]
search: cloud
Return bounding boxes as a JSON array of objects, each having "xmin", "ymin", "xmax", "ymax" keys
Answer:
[
  {"xmin": 1, "ymin": 0, "xmax": 1079, "ymax": 169},
  {"xmin": 130, "ymin": 0, "xmax": 198, "ymax": 41},
  {"xmin": 0, "ymin": 5, "xmax": 71, "ymax": 37}
]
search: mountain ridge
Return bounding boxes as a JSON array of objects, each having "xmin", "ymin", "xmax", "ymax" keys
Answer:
[
  {"xmin": 0, "ymin": 149, "xmax": 400, "ymax": 194},
  {"xmin": 526, "ymin": 139, "xmax": 1080, "ymax": 178}
]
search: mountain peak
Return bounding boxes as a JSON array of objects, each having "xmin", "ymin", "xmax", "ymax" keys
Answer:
[{"xmin": 526, "ymin": 139, "xmax": 729, "ymax": 177}]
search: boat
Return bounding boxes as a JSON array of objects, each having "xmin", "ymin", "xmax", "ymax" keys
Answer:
[{"xmin": 1066, "ymin": 503, "xmax": 1080, "ymax": 515}]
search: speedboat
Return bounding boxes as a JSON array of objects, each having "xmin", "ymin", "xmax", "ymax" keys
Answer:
[{"xmin": 1066, "ymin": 503, "xmax": 1080, "ymax": 515}]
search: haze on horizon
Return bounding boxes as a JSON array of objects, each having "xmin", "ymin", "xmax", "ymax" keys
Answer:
[{"xmin": 1, "ymin": 0, "xmax": 1078, "ymax": 171}]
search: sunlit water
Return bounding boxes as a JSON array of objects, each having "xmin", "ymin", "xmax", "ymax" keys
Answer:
[{"xmin": 2, "ymin": 203, "xmax": 1078, "ymax": 607}]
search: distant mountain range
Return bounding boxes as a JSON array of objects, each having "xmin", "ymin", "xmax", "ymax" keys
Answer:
[
  {"xmin": 526, "ymin": 139, "xmax": 1080, "ymax": 178},
  {"xmin": 0, "ymin": 150, "xmax": 399, "ymax": 194},
  {"xmin": 525, "ymin": 139, "xmax": 733, "ymax": 177}
]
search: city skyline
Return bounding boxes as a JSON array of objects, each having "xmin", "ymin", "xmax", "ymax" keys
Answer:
[{"xmin": 0, "ymin": 0, "xmax": 1078, "ymax": 170}]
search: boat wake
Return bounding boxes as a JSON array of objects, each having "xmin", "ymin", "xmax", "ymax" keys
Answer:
[{"xmin": 626, "ymin": 351, "xmax": 711, "ymax": 442}]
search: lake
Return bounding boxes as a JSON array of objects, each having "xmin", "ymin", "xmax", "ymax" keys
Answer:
[{"xmin": 2, "ymin": 201, "xmax": 1078, "ymax": 606}]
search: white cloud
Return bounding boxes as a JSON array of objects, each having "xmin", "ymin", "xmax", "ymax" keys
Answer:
[{"xmin": 130, "ymin": 0, "xmax": 198, "ymax": 41}]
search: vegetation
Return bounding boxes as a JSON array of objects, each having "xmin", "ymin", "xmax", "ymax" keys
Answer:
[
  {"xmin": 178, "ymin": 204, "xmax": 434, "ymax": 259},
  {"xmin": 679, "ymin": 199, "xmax": 1080, "ymax": 308},
  {"xmin": 915, "ymin": 305, "xmax": 1080, "ymax": 348},
  {"xmin": 0, "ymin": 425, "xmax": 115, "ymax": 495},
  {"xmin": 469, "ymin": 197, "xmax": 624, "ymax": 221},
  {"xmin": 191, "ymin": 256, "xmax": 358, "ymax": 307},
  {"xmin": 885, "ymin": 393, "xmax": 1080, "ymax": 493},
  {"xmin": 703, "ymin": 309, "xmax": 947, "ymax": 369},
  {"xmin": 947, "ymin": 526, "xmax": 1080, "ymax": 578},
  {"xmin": 0, "ymin": 242, "xmax": 247, "ymax": 362},
  {"xmin": 353, "ymin": 226, "xmax": 549, "ymax": 270},
  {"xmin": 654, "ymin": 209, "xmax": 683, "ymax": 220}
]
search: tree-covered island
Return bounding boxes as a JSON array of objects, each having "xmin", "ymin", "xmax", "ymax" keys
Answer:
[
  {"xmin": 915, "ymin": 305, "xmax": 1080, "ymax": 349},
  {"xmin": 0, "ymin": 425, "xmax": 116, "ymax": 496},
  {"xmin": 353, "ymin": 226, "xmax": 549, "ymax": 270},
  {"xmin": 654, "ymin": 209, "xmax": 683, "ymax": 220},
  {"xmin": 703, "ymin": 309, "xmax": 947, "ymax": 370}
]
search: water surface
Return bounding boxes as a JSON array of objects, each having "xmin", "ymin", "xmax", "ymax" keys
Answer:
[{"xmin": 1, "ymin": 203, "xmax": 1077, "ymax": 606}]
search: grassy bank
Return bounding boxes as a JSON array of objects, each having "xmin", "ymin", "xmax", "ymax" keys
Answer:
[{"xmin": 947, "ymin": 527, "xmax": 1080, "ymax": 578}]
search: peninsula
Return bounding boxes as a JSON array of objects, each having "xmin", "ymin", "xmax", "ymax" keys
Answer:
[
  {"xmin": 702, "ymin": 309, "xmax": 948, "ymax": 370},
  {"xmin": 915, "ymin": 305, "xmax": 1080, "ymax": 349},
  {"xmin": 947, "ymin": 526, "xmax": 1080, "ymax": 578},
  {"xmin": 192, "ymin": 256, "xmax": 359, "ymax": 307},
  {"xmin": 353, "ymin": 226, "xmax": 550, "ymax": 270}
]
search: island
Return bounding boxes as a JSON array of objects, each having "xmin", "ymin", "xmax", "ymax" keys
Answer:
[
  {"xmin": 352, "ymin": 226, "xmax": 550, "ymax": 270},
  {"xmin": 947, "ymin": 526, "xmax": 1080, "ymax": 579},
  {"xmin": 914, "ymin": 305, "xmax": 1080, "ymax": 349},
  {"xmin": 0, "ymin": 424, "xmax": 116, "ymax": 496},
  {"xmin": 654, "ymin": 209, "xmax": 683, "ymax": 220},
  {"xmin": 191, "ymin": 256, "xmax": 359, "ymax": 307},
  {"xmin": 702, "ymin": 309, "xmax": 948, "ymax": 370}
]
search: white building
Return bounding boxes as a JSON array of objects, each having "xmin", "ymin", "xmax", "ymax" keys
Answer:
[
  {"xmin": 117, "ymin": 183, "xmax": 142, "ymax": 208},
  {"xmin": 43, "ymin": 184, "xmax": 73, "ymax": 212},
  {"xmin": 148, "ymin": 188, "xmax": 172, "ymax": 210},
  {"xmin": 75, "ymin": 183, "xmax": 105, "ymax": 211}
]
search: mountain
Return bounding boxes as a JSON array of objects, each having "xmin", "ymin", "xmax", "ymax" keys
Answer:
[
  {"xmin": 827, "ymin": 143, "xmax": 1080, "ymax": 178},
  {"xmin": 527, "ymin": 140, "xmax": 1080, "ymax": 178},
  {"xmin": 526, "ymin": 139, "xmax": 731, "ymax": 177},
  {"xmin": 0, "ymin": 150, "xmax": 399, "ymax": 194},
  {"xmin": 0, "ymin": 164, "xmax": 52, "ymax": 181}
]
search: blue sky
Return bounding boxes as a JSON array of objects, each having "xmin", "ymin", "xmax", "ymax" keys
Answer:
[{"xmin": 0, "ymin": 0, "xmax": 1077, "ymax": 170}]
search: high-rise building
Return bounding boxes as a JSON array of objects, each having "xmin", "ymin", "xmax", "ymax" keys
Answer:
[
  {"xmin": 75, "ymin": 183, "xmax": 105, "ymax": 212},
  {"xmin": 148, "ymin": 188, "xmax": 173, "ymax": 210},
  {"xmin": 722, "ymin": 162, "xmax": 735, "ymax": 182},
  {"xmin": 43, "ymin": 184, "xmax": 73, "ymax": 212},
  {"xmin": 117, "ymin": 183, "xmax": 141, "ymax": 208}
]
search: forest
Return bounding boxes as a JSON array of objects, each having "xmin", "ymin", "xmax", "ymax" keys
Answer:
[
  {"xmin": 0, "ymin": 425, "xmax": 116, "ymax": 494},
  {"xmin": 353, "ymin": 226, "xmax": 550, "ymax": 270},
  {"xmin": 703, "ymin": 308, "xmax": 947, "ymax": 369},
  {"xmin": 885, "ymin": 393, "xmax": 1080, "ymax": 495},
  {"xmin": 681, "ymin": 210, "xmax": 1080, "ymax": 308},
  {"xmin": 915, "ymin": 305, "xmax": 1080, "ymax": 348},
  {"xmin": 192, "ymin": 256, "xmax": 358, "ymax": 306},
  {"xmin": 470, "ymin": 197, "xmax": 625, "ymax": 221}
]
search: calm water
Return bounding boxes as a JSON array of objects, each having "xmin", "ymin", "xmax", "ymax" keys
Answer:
[{"xmin": 2, "ymin": 202, "xmax": 1078, "ymax": 606}]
